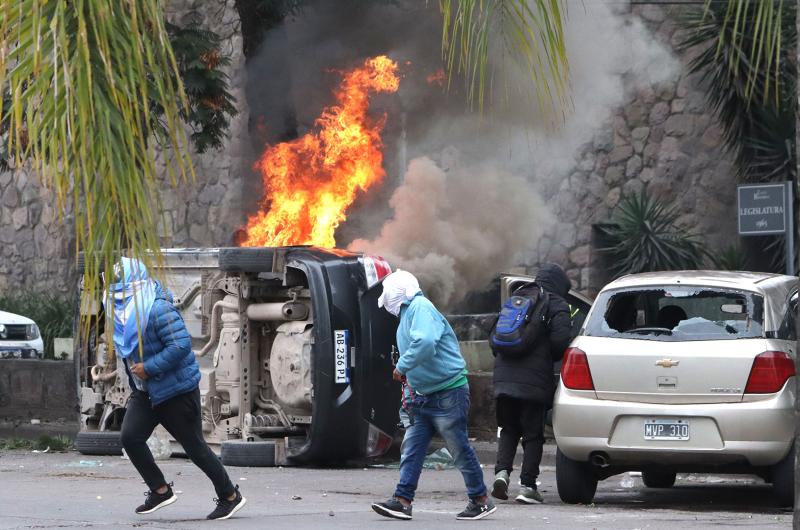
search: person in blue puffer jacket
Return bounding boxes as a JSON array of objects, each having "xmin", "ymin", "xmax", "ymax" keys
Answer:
[
  {"xmin": 108, "ymin": 258, "xmax": 246, "ymax": 520},
  {"xmin": 371, "ymin": 270, "xmax": 496, "ymax": 522}
]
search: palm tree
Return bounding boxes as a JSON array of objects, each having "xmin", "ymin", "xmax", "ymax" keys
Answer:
[
  {"xmin": 681, "ymin": 0, "xmax": 796, "ymax": 275},
  {"xmin": 1, "ymin": 2, "xmax": 239, "ymax": 331},
  {"xmin": 1, "ymin": 1, "xmax": 195, "ymax": 308},
  {"xmin": 681, "ymin": 0, "xmax": 796, "ymax": 184}
]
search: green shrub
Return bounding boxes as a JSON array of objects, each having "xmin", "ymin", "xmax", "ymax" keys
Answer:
[
  {"xmin": 599, "ymin": 191, "xmax": 707, "ymax": 278},
  {"xmin": 0, "ymin": 438, "xmax": 33, "ymax": 450},
  {"xmin": 711, "ymin": 244, "xmax": 750, "ymax": 271},
  {"xmin": 35, "ymin": 434, "xmax": 73, "ymax": 451},
  {"xmin": 0, "ymin": 435, "xmax": 72, "ymax": 451},
  {"xmin": 0, "ymin": 292, "xmax": 74, "ymax": 359}
]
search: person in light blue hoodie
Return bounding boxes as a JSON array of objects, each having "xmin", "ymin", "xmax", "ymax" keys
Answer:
[{"xmin": 371, "ymin": 270, "xmax": 496, "ymax": 522}]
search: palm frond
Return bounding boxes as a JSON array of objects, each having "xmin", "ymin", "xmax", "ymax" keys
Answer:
[
  {"xmin": 1, "ymin": 1, "xmax": 195, "ymax": 339},
  {"xmin": 707, "ymin": 0, "xmax": 786, "ymax": 105},
  {"xmin": 439, "ymin": 0, "xmax": 569, "ymax": 112},
  {"xmin": 679, "ymin": 0, "xmax": 796, "ymax": 182}
]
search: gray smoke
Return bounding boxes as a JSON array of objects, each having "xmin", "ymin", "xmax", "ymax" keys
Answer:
[
  {"xmin": 247, "ymin": 1, "xmax": 679, "ymax": 307},
  {"xmin": 349, "ymin": 155, "xmax": 551, "ymax": 305}
]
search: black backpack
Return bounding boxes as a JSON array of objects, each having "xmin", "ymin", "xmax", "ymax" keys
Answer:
[{"xmin": 489, "ymin": 282, "xmax": 549, "ymax": 357}]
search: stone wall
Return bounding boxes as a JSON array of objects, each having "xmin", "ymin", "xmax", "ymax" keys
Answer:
[
  {"xmin": 159, "ymin": 1, "xmax": 249, "ymax": 250},
  {"xmin": 0, "ymin": 360, "xmax": 76, "ymax": 423},
  {"xmin": 535, "ymin": 1, "xmax": 737, "ymax": 296},
  {"xmin": 0, "ymin": 169, "xmax": 72, "ymax": 294},
  {"xmin": 0, "ymin": 1, "xmax": 737, "ymax": 298}
]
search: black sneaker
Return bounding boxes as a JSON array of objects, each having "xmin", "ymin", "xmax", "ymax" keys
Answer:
[
  {"xmin": 515, "ymin": 485, "xmax": 544, "ymax": 504},
  {"xmin": 456, "ymin": 498, "xmax": 497, "ymax": 520},
  {"xmin": 372, "ymin": 497, "xmax": 413, "ymax": 520},
  {"xmin": 207, "ymin": 485, "xmax": 247, "ymax": 520},
  {"xmin": 491, "ymin": 471, "xmax": 509, "ymax": 500},
  {"xmin": 135, "ymin": 483, "xmax": 177, "ymax": 514}
]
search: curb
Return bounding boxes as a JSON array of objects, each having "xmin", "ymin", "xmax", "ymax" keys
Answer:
[{"xmin": 0, "ymin": 421, "xmax": 78, "ymax": 441}]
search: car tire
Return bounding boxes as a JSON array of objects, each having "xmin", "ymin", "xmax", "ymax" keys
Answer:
[
  {"xmin": 218, "ymin": 247, "xmax": 276, "ymax": 273},
  {"xmin": 642, "ymin": 468, "xmax": 677, "ymax": 488},
  {"xmin": 771, "ymin": 444, "xmax": 794, "ymax": 507},
  {"xmin": 74, "ymin": 430, "xmax": 123, "ymax": 456},
  {"xmin": 556, "ymin": 448, "xmax": 598, "ymax": 504},
  {"xmin": 220, "ymin": 440, "xmax": 277, "ymax": 467}
]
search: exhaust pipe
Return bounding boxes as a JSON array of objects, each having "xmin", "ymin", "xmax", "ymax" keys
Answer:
[
  {"xmin": 246, "ymin": 302, "xmax": 309, "ymax": 321},
  {"xmin": 591, "ymin": 452, "xmax": 610, "ymax": 468}
]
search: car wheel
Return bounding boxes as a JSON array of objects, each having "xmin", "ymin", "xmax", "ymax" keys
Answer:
[
  {"xmin": 74, "ymin": 430, "xmax": 123, "ymax": 456},
  {"xmin": 556, "ymin": 448, "xmax": 598, "ymax": 504},
  {"xmin": 218, "ymin": 248, "xmax": 277, "ymax": 273},
  {"xmin": 220, "ymin": 440, "xmax": 277, "ymax": 467},
  {"xmin": 771, "ymin": 444, "xmax": 794, "ymax": 507},
  {"xmin": 642, "ymin": 468, "xmax": 677, "ymax": 488}
]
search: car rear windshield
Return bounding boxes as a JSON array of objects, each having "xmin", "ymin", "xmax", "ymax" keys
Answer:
[{"xmin": 583, "ymin": 286, "xmax": 765, "ymax": 341}]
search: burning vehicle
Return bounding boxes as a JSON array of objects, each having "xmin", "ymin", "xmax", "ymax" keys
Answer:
[
  {"xmin": 75, "ymin": 247, "xmax": 400, "ymax": 465},
  {"xmin": 75, "ymin": 56, "xmax": 404, "ymax": 464}
]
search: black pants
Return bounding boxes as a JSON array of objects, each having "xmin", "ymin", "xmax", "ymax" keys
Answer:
[
  {"xmin": 494, "ymin": 396, "xmax": 546, "ymax": 487},
  {"xmin": 121, "ymin": 388, "xmax": 234, "ymax": 498}
]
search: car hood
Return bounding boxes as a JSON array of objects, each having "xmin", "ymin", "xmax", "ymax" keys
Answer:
[{"xmin": 0, "ymin": 310, "xmax": 35, "ymax": 325}]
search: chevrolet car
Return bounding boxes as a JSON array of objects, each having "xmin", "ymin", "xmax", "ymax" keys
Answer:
[{"xmin": 554, "ymin": 271, "xmax": 797, "ymax": 506}]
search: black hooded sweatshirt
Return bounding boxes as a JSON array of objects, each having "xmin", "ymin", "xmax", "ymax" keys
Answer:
[{"xmin": 492, "ymin": 264, "xmax": 573, "ymax": 404}]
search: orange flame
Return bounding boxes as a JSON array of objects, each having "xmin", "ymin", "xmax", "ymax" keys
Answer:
[
  {"xmin": 241, "ymin": 56, "xmax": 400, "ymax": 248},
  {"xmin": 426, "ymin": 68, "xmax": 446, "ymax": 87}
]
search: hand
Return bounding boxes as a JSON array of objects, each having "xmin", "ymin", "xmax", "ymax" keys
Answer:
[
  {"xmin": 392, "ymin": 368, "xmax": 405, "ymax": 382},
  {"xmin": 131, "ymin": 363, "xmax": 149, "ymax": 380}
]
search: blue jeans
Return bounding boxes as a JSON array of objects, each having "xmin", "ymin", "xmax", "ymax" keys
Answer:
[{"xmin": 394, "ymin": 385, "xmax": 487, "ymax": 501}]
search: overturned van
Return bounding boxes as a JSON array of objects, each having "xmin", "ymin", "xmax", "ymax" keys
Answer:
[{"xmin": 75, "ymin": 247, "xmax": 400, "ymax": 465}]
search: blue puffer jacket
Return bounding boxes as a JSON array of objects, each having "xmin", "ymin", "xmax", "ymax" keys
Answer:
[{"xmin": 124, "ymin": 282, "xmax": 200, "ymax": 406}]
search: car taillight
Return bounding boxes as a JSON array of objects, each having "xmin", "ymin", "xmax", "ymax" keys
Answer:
[
  {"xmin": 744, "ymin": 351, "xmax": 795, "ymax": 394},
  {"xmin": 366, "ymin": 423, "xmax": 394, "ymax": 458},
  {"xmin": 361, "ymin": 255, "xmax": 392, "ymax": 288},
  {"xmin": 561, "ymin": 347, "xmax": 594, "ymax": 391}
]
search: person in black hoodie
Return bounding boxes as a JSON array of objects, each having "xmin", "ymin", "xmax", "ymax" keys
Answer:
[{"xmin": 491, "ymin": 263, "xmax": 572, "ymax": 504}]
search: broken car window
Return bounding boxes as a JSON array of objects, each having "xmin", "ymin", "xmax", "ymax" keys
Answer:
[{"xmin": 584, "ymin": 286, "xmax": 765, "ymax": 341}]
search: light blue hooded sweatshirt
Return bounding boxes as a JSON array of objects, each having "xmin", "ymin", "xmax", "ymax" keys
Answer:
[{"xmin": 395, "ymin": 293, "xmax": 467, "ymax": 395}]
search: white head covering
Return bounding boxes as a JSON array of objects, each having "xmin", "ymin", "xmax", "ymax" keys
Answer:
[{"xmin": 378, "ymin": 270, "xmax": 421, "ymax": 316}]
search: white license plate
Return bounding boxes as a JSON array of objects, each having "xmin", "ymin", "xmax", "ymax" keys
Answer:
[
  {"xmin": 334, "ymin": 330, "xmax": 349, "ymax": 384},
  {"xmin": 644, "ymin": 419, "xmax": 690, "ymax": 441}
]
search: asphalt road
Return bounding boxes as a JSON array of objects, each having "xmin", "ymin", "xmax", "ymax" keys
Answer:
[{"xmin": 0, "ymin": 449, "xmax": 792, "ymax": 529}]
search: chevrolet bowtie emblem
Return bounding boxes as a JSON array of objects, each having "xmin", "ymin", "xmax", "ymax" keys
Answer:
[{"xmin": 656, "ymin": 358, "xmax": 680, "ymax": 368}]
